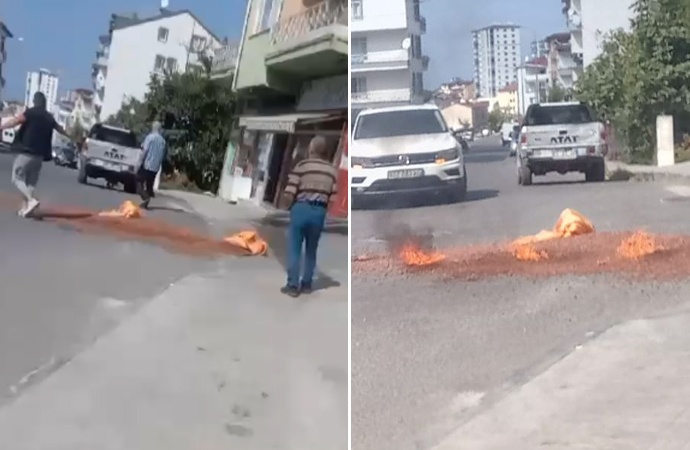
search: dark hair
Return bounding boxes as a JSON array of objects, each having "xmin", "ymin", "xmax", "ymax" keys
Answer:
[{"xmin": 33, "ymin": 92, "xmax": 47, "ymax": 109}]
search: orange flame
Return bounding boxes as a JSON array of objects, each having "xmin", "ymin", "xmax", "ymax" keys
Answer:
[
  {"xmin": 617, "ymin": 231, "xmax": 660, "ymax": 260},
  {"xmin": 399, "ymin": 242, "xmax": 445, "ymax": 266},
  {"xmin": 98, "ymin": 200, "xmax": 142, "ymax": 218},
  {"xmin": 511, "ymin": 244, "xmax": 548, "ymax": 261}
]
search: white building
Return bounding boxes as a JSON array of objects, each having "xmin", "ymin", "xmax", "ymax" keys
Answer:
[
  {"xmin": 472, "ymin": 24, "xmax": 521, "ymax": 98},
  {"xmin": 0, "ymin": 22, "xmax": 13, "ymax": 107},
  {"xmin": 545, "ymin": 32, "xmax": 579, "ymax": 90},
  {"xmin": 25, "ymin": 69, "xmax": 59, "ymax": 113},
  {"xmin": 516, "ymin": 57, "xmax": 549, "ymax": 116},
  {"xmin": 96, "ymin": 8, "xmax": 221, "ymax": 121},
  {"xmin": 562, "ymin": 0, "xmax": 634, "ymax": 67},
  {"xmin": 350, "ymin": 0, "xmax": 429, "ymax": 115}
]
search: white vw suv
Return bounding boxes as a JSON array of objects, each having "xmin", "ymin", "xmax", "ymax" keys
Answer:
[{"xmin": 350, "ymin": 104, "xmax": 467, "ymax": 208}]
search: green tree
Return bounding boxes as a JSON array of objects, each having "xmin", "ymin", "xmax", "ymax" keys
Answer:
[
  {"xmin": 487, "ymin": 103, "xmax": 511, "ymax": 131},
  {"xmin": 574, "ymin": 0, "xmax": 690, "ymax": 163}
]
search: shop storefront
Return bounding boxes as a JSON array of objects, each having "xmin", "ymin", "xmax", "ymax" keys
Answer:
[{"xmin": 219, "ymin": 74, "xmax": 348, "ymax": 216}]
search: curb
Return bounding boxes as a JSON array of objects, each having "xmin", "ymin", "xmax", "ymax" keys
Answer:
[{"xmin": 606, "ymin": 162, "xmax": 690, "ymax": 183}]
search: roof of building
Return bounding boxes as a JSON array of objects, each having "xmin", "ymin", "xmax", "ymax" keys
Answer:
[
  {"xmin": 0, "ymin": 21, "xmax": 13, "ymax": 38},
  {"xmin": 472, "ymin": 23, "xmax": 521, "ymax": 33},
  {"xmin": 545, "ymin": 32, "xmax": 570, "ymax": 43},
  {"xmin": 499, "ymin": 82, "xmax": 518, "ymax": 93},
  {"xmin": 110, "ymin": 8, "xmax": 221, "ymax": 43}
]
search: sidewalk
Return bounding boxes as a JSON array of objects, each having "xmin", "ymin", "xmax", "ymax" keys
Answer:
[
  {"xmin": 608, "ymin": 160, "xmax": 690, "ymax": 181},
  {"xmin": 0, "ymin": 258, "xmax": 348, "ymax": 450},
  {"xmin": 434, "ymin": 311, "xmax": 690, "ymax": 450},
  {"xmin": 159, "ymin": 189, "xmax": 348, "ymax": 235}
]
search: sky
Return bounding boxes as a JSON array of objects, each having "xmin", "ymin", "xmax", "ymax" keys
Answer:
[
  {"xmin": 2, "ymin": 0, "xmax": 246, "ymax": 101},
  {"xmin": 421, "ymin": 0, "xmax": 565, "ymax": 87}
]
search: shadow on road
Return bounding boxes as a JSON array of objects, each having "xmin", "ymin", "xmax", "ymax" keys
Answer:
[
  {"xmin": 353, "ymin": 189, "xmax": 499, "ymax": 211},
  {"xmin": 464, "ymin": 152, "xmax": 510, "ymax": 164}
]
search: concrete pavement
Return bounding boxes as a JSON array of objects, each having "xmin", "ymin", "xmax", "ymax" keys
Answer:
[
  {"xmin": 351, "ymin": 137, "xmax": 690, "ymax": 450},
  {"xmin": 0, "ymin": 152, "xmax": 348, "ymax": 448},
  {"xmin": 0, "ymin": 258, "xmax": 348, "ymax": 450},
  {"xmin": 434, "ymin": 311, "xmax": 690, "ymax": 450}
]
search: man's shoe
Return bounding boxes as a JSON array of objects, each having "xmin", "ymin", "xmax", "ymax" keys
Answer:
[
  {"xmin": 280, "ymin": 285, "xmax": 300, "ymax": 298},
  {"xmin": 139, "ymin": 200, "xmax": 150, "ymax": 210},
  {"xmin": 300, "ymin": 283, "xmax": 313, "ymax": 294},
  {"xmin": 23, "ymin": 198, "xmax": 40, "ymax": 217}
]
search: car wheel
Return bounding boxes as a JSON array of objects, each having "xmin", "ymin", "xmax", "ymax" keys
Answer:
[
  {"xmin": 518, "ymin": 165, "xmax": 532, "ymax": 186},
  {"xmin": 453, "ymin": 169, "xmax": 468, "ymax": 202},
  {"xmin": 585, "ymin": 159, "xmax": 606, "ymax": 182}
]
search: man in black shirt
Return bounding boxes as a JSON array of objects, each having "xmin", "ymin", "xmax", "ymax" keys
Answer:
[{"xmin": 0, "ymin": 92, "xmax": 70, "ymax": 217}]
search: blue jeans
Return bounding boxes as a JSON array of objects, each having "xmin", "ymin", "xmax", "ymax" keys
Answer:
[{"xmin": 287, "ymin": 202, "xmax": 327, "ymax": 288}]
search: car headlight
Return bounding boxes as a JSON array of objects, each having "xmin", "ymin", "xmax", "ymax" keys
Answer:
[
  {"xmin": 434, "ymin": 148, "xmax": 459, "ymax": 163},
  {"xmin": 351, "ymin": 156, "xmax": 374, "ymax": 169}
]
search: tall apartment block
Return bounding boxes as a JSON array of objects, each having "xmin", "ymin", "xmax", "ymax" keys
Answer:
[{"xmin": 472, "ymin": 24, "xmax": 521, "ymax": 98}]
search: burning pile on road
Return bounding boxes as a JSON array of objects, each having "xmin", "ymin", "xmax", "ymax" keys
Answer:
[{"xmin": 354, "ymin": 208, "xmax": 689, "ymax": 281}]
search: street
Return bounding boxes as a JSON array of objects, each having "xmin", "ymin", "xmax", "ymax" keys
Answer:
[
  {"xmin": 0, "ymin": 151, "xmax": 348, "ymax": 449},
  {"xmin": 351, "ymin": 137, "xmax": 690, "ymax": 450}
]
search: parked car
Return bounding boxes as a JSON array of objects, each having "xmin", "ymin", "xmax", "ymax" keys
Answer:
[
  {"xmin": 53, "ymin": 143, "xmax": 78, "ymax": 168},
  {"xmin": 509, "ymin": 124, "xmax": 521, "ymax": 156},
  {"xmin": 516, "ymin": 101, "xmax": 608, "ymax": 185},
  {"xmin": 78, "ymin": 123, "xmax": 142, "ymax": 193},
  {"xmin": 351, "ymin": 104, "xmax": 467, "ymax": 207}
]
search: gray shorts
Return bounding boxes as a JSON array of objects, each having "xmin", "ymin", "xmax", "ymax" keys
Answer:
[{"xmin": 12, "ymin": 153, "xmax": 43, "ymax": 188}]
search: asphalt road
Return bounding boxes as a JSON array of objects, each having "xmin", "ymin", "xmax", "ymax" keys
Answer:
[
  {"xmin": 0, "ymin": 152, "xmax": 215, "ymax": 404},
  {"xmin": 351, "ymin": 137, "xmax": 690, "ymax": 450}
]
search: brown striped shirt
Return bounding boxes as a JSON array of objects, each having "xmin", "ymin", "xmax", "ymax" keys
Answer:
[{"xmin": 284, "ymin": 158, "xmax": 338, "ymax": 205}]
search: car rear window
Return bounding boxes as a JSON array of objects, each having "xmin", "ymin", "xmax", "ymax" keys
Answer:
[
  {"xmin": 89, "ymin": 125, "xmax": 137, "ymax": 147},
  {"xmin": 525, "ymin": 104, "xmax": 593, "ymax": 126},
  {"xmin": 354, "ymin": 109, "xmax": 448, "ymax": 139}
]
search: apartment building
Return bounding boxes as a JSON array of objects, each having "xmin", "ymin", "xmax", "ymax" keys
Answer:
[
  {"xmin": 545, "ymin": 32, "xmax": 579, "ymax": 90},
  {"xmin": 217, "ymin": 0, "xmax": 348, "ymax": 217},
  {"xmin": 94, "ymin": 9, "xmax": 221, "ymax": 121},
  {"xmin": 530, "ymin": 38, "xmax": 549, "ymax": 58},
  {"xmin": 472, "ymin": 24, "xmax": 521, "ymax": 98},
  {"xmin": 516, "ymin": 56, "xmax": 549, "ymax": 116},
  {"xmin": 0, "ymin": 22, "xmax": 12, "ymax": 106},
  {"xmin": 562, "ymin": 0, "xmax": 634, "ymax": 67},
  {"xmin": 350, "ymin": 0, "xmax": 429, "ymax": 115},
  {"xmin": 25, "ymin": 69, "xmax": 59, "ymax": 113}
]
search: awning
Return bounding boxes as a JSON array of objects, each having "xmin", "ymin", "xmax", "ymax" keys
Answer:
[{"xmin": 239, "ymin": 112, "xmax": 340, "ymax": 133}]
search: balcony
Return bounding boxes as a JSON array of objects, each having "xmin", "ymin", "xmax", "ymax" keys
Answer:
[
  {"xmin": 419, "ymin": 16, "xmax": 427, "ymax": 33},
  {"xmin": 266, "ymin": 0, "xmax": 348, "ymax": 79},
  {"xmin": 210, "ymin": 43, "xmax": 239, "ymax": 79},
  {"xmin": 351, "ymin": 49, "xmax": 409, "ymax": 71},
  {"xmin": 351, "ymin": 89, "xmax": 412, "ymax": 105}
]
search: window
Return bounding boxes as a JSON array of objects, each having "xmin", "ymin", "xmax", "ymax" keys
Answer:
[
  {"xmin": 256, "ymin": 0, "xmax": 280, "ymax": 33},
  {"xmin": 351, "ymin": 77, "xmax": 367, "ymax": 94},
  {"xmin": 351, "ymin": 37, "xmax": 367, "ymax": 56},
  {"xmin": 166, "ymin": 57, "xmax": 178, "ymax": 72},
  {"xmin": 190, "ymin": 35, "xmax": 207, "ymax": 52},
  {"xmin": 157, "ymin": 27, "xmax": 169, "ymax": 42},
  {"xmin": 351, "ymin": 0, "xmax": 363, "ymax": 20},
  {"xmin": 354, "ymin": 109, "xmax": 448, "ymax": 140},
  {"xmin": 89, "ymin": 124, "xmax": 137, "ymax": 148},
  {"xmin": 153, "ymin": 54, "xmax": 166, "ymax": 72}
]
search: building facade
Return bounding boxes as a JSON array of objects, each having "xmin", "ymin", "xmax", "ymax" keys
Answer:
[
  {"xmin": 530, "ymin": 38, "xmax": 549, "ymax": 58},
  {"xmin": 516, "ymin": 56, "xmax": 549, "ymax": 117},
  {"xmin": 545, "ymin": 32, "xmax": 579, "ymax": 90},
  {"xmin": 216, "ymin": 0, "xmax": 348, "ymax": 218},
  {"xmin": 0, "ymin": 22, "xmax": 12, "ymax": 107},
  {"xmin": 25, "ymin": 69, "xmax": 59, "ymax": 113},
  {"xmin": 496, "ymin": 82, "xmax": 518, "ymax": 116},
  {"xmin": 473, "ymin": 24, "xmax": 521, "ymax": 98},
  {"xmin": 562, "ymin": 0, "xmax": 634, "ymax": 68},
  {"xmin": 94, "ymin": 9, "xmax": 221, "ymax": 121},
  {"xmin": 350, "ymin": 0, "xmax": 428, "ymax": 114}
]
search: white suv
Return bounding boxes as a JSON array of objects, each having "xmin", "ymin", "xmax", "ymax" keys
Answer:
[{"xmin": 350, "ymin": 104, "xmax": 467, "ymax": 208}]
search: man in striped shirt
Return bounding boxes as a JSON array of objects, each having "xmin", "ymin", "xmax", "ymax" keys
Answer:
[
  {"xmin": 280, "ymin": 136, "xmax": 338, "ymax": 297},
  {"xmin": 138, "ymin": 121, "xmax": 167, "ymax": 209}
]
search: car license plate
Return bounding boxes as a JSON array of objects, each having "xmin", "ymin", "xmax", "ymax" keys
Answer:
[
  {"xmin": 553, "ymin": 149, "xmax": 576, "ymax": 159},
  {"xmin": 388, "ymin": 169, "xmax": 423, "ymax": 179}
]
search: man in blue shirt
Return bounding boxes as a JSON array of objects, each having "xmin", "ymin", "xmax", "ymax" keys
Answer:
[{"xmin": 138, "ymin": 121, "xmax": 167, "ymax": 209}]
